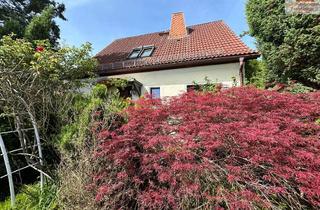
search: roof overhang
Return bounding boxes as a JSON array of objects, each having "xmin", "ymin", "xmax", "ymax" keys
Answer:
[{"xmin": 98, "ymin": 53, "xmax": 260, "ymax": 76}]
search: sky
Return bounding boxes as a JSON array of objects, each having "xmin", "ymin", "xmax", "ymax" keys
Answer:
[{"xmin": 56, "ymin": 0, "xmax": 256, "ymax": 55}]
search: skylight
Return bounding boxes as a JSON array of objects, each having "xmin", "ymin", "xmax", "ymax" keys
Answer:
[
  {"xmin": 128, "ymin": 48, "xmax": 142, "ymax": 59},
  {"xmin": 140, "ymin": 46, "xmax": 154, "ymax": 58},
  {"xmin": 128, "ymin": 46, "xmax": 155, "ymax": 59}
]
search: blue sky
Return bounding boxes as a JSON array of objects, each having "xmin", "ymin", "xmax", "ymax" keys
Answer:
[{"xmin": 57, "ymin": 0, "xmax": 256, "ymax": 54}]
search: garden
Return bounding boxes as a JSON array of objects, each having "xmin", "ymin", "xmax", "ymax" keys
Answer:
[{"xmin": 0, "ymin": 0, "xmax": 319, "ymax": 209}]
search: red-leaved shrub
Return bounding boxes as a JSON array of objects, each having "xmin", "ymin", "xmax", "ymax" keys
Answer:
[{"xmin": 93, "ymin": 87, "xmax": 320, "ymax": 209}]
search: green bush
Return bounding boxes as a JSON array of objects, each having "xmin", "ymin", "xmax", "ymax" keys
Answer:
[
  {"xmin": 56, "ymin": 84, "xmax": 129, "ymax": 154},
  {"xmin": 192, "ymin": 77, "xmax": 223, "ymax": 93},
  {"xmin": 245, "ymin": 60, "xmax": 268, "ymax": 89},
  {"xmin": 286, "ymin": 81, "xmax": 314, "ymax": 94},
  {"xmin": 0, "ymin": 183, "xmax": 57, "ymax": 210},
  {"xmin": 57, "ymin": 83, "xmax": 130, "ymax": 209}
]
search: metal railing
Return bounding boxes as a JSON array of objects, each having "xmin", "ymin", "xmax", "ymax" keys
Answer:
[{"xmin": 0, "ymin": 128, "xmax": 45, "ymax": 207}]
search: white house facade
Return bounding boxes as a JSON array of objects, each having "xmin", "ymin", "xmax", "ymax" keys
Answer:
[{"xmin": 101, "ymin": 63, "xmax": 241, "ymax": 99}]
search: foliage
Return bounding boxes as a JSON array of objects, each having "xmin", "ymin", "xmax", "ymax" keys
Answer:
[
  {"xmin": 0, "ymin": 34, "xmax": 97, "ymax": 137},
  {"xmin": 0, "ymin": 183, "xmax": 58, "ymax": 210},
  {"xmin": 24, "ymin": 6, "xmax": 58, "ymax": 46},
  {"xmin": 245, "ymin": 59, "xmax": 268, "ymax": 88},
  {"xmin": 268, "ymin": 80, "xmax": 315, "ymax": 94},
  {"xmin": 0, "ymin": 0, "xmax": 65, "ymax": 46},
  {"xmin": 99, "ymin": 78, "xmax": 129, "ymax": 90},
  {"xmin": 57, "ymin": 84, "xmax": 129, "ymax": 153},
  {"xmin": 246, "ymin": 0, "xmax": 320, "ymax": 88},
  {"xmin": 0, "ymin": 110, "xmax": 12, "ymax": 132},
  {"xmin": 57, "ymin": 142, "xmax": 97, "ymax": 210},
  {"xmin": 192, "ymin": 77, "xmax": 222, "ymax": 93},
  {"xmin": 57, "ymin": 84, "xmax": 129, "ymax": 209},
  {"xmin": 0, "ymin": 35, "xmax": 96, "ymax": 197},
  {"xmin": 93, "ymin": 87, "xmax": 320, "ymax": 209},
  {"xmin": 285, "ymin": 80, "xmax": 315, "ymax": 94}
]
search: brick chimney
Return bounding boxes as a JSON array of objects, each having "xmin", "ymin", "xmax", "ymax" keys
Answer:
[{"xmin": 169, "ymin": 12, "xmax": 188, "ymax": 39}]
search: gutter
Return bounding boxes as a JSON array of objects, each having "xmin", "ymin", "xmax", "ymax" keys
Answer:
[
  {"xmin": 239, "ymin": 57, "xmax": 245, "ymax": 86},
  {"xmin": 98, "ymin": 53, "xmax": 260, "ymax": 76}
]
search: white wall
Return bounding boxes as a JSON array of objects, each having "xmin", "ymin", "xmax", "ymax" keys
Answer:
[{"xmin": 103, "ymin": 63, "xmax": 240, "ymax": 98}]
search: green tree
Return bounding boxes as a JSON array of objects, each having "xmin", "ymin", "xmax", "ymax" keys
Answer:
[
  {"xmin": 0, "ymin": 35, "xmax": 97, "ymax": 166},
  {"xmin": 24, "ymin": 6, "xmax": 58, "ymax": 46},
  {"xmin": 0, "ymin": 35, "xmax": 97, "ymax": 202},
  {"xmin": 246, "ymin": 0, "xmax": 320, "ymax": 88},
  {"xmin": 0, "ymin": 0, "xmax": 65, "ymax": 46},
  {"xmin": 245, "ymin": 59, "xmax": 268, "ymax": 88}
]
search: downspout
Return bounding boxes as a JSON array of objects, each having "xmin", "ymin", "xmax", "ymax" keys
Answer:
[{"xmin": 239, "ymin": 57, "xmax": 245, "ymax": 86}]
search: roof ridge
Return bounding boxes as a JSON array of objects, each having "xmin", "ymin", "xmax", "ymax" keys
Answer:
[
  {"xmin": 115, "ymin": 30, "xmax": 166, "ymax": 41},
  {"xmin": 95, "ymin": 20, "xmax": 224, "ymax": 57},
  {"xmin": 188, "ymin": 20, "xmax": 223, "ymax": 28},
  {"xmin": 113, "ymin": 20, "xmax": 224, "ymax": 41}
]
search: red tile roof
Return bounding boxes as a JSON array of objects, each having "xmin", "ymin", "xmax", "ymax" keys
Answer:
[{"xmin": 96, "ymin": 20, "xmax": 259, "ymax": 76}]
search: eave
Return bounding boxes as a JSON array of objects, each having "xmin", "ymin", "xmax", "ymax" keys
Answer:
[{"xmin": 98, "ymin": 53, "xmax": 260, "ymax": 77}]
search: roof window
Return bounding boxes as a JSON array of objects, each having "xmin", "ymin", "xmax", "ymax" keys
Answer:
[
  {"xmin": 140, "ymin": 46, "xmax": 154, "ymax": 58},
  {"xmin": 128, "ymin": 47, "xmax": 142, "ymax": 59},
  {"xmin": 128, "ymin": 46, "xmax": 155, "ymax": 59}
]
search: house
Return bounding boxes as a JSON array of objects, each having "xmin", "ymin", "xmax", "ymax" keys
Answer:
[{"xmin": 95, "ymin": 12, "xmax": 259, "ymax": 99}]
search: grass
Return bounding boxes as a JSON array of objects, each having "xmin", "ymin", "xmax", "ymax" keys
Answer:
[{"xmin": 0, "ymin": 183, "xmax": 58, "ymax": 210}]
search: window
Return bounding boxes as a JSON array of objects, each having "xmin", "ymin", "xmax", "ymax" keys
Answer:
[
  {"xmin": 128, "ymin": 46, "xmax": 155, "ymax": 59},
  {"xmin": 187, "ymin": 85, "xmax": 201, "ymax": 92},
  {"xmin": 128, "ymin": 48, "xmax": 142, "ymax": 59},
  {"xmin": 140, "ymin": 46, "xmax": 154, "ymax": 58},
  {"xmin": 150, "ymin": 87, "xmax": 160, "ymax": 99}
]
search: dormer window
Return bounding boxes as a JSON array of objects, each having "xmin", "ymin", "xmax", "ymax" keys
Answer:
[{"xmin": 128, "ymin": 46, "xmax": 155, "ymax": 59}]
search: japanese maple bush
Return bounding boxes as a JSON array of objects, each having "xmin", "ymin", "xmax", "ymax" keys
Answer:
[{"xmin": 93, "ymin": 87, "xmax": 320, "ymax": 209}]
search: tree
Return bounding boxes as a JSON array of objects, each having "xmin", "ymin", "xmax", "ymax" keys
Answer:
[
  {"xmin": 94, "ymin": 87, "xmax": 320, "ymax": 209},
  {"xmin": 245, "ymin": 59, "xmax": 268, "ymax": 88},
  {"xmin": 24, "ymin": 6, "xmax": 58, "ymax": 46},
  {"xmin": 0, "ymin": 0, "xmax": 65, "ymax": 46},
  {"xmin": 0, "ymin": 34, "xmax": 97, "ymax": 133},
  {"xmin": 246, "ymin": 0, "xmax": 320, "ymax": 88},
  {"xmin": 0, "ymin": 35, "xmax": 97, "ymax": 170}
]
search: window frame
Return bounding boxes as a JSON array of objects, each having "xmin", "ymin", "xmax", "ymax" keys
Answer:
[
  {"xmin": 128, "ymin": 47, "xmax": 143, "ymax": 59},
  {"xmin": 128, "ymin": 45, "xmax": 155, "ymax": 59},
  {"xmin": 187, "ymin": 85, "xmax": 201, "ymax": 92},
  {"xmin": 150, "ymin": 87, "xmax": 160, "ymax": 99},
  {"xmin": 140, "ymin": 46, "xmax": 155, "ymax": 58}
]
